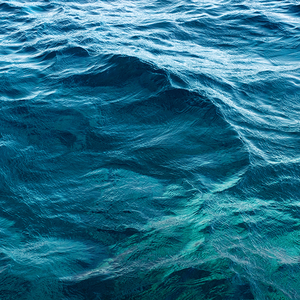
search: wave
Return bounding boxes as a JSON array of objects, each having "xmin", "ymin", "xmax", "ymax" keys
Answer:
[{"xmin": 1, "ymin": 54, "xmax": 250, "ymax": 188}]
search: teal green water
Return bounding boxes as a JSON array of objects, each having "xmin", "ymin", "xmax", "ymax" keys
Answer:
[{"xmin": 0, "ymin": 0, "xmax": 300, "ymax": 299}]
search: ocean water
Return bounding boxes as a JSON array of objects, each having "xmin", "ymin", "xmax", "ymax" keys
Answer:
[{"xmin": 0, "ymin": 0, "xmax": 300, "ymax": 299}]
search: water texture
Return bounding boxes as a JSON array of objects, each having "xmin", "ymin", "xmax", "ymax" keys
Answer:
[{"xmin": 0, "ymin": 0, "xmax": 300, "ymax": 299}]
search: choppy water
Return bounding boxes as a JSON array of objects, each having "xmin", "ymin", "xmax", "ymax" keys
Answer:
[{"xmin": 1, "ymin": 0, "xmax": 300, "ymax": 299}]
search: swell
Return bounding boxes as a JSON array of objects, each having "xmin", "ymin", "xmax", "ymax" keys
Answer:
[{"xmin": 0, "ymin": 53, "xmax": 250, "ymax": 188}]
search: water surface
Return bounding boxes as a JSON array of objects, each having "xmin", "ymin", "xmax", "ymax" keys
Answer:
[{"xmin": 0, "ymin": 0, "xmax": 300, "ymax": 299}]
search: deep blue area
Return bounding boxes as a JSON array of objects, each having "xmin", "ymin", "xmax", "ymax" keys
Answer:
[{"xmin": 0, "ymin": 0, "xmax": 300, "ymax": 299}]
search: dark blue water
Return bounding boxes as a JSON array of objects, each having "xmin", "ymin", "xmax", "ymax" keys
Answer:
[{"xmin": 1, "ymin": 0, "xmax": 300, "ymax": 299}]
